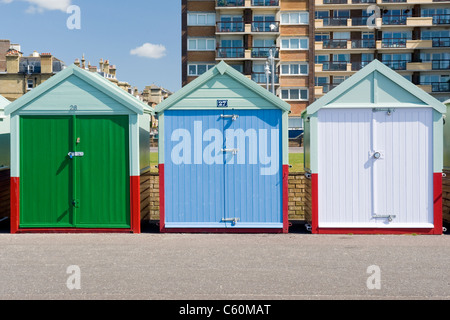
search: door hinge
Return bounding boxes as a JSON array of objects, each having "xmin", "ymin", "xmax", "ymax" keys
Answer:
[
  {"xmin": 372, "ymin": 108, "xmax": 395, "ymax": 116},
  {"xmin": 372, "ymin": 214, "xmax": 396, "ymax": 222},
  {"xmin": 220, "ymin": 114, "xmax": 239, "ymax": 121},
  {"xmin": 221, "ymin": 148, "xmax": 239, "ymax": 155}
]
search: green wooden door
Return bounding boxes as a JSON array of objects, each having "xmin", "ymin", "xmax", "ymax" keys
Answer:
[
  {"xmin": 75, "ymin": 116, "xmax": 130, "ymax": 228},
  {"xmin": 20, "ymin": 116, "xmax": 130, "ymax": 229},
  {"xmin": 20, "ymin": 117, "xmax": 74, "ymax": 228}
]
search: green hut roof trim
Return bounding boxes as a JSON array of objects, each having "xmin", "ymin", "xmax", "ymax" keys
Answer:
[
  {"xmin": 307, "ymin": 59, "xmax": 446, "ymax": 115},
  {"xmin": 5, "ymin": 64, "xmax": 154, "ymax": 116},
  {"xmin": 155, "ymin": 61, "xmax": 291, "ymax": 113}
]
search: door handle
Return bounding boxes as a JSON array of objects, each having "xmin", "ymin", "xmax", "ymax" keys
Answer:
[
  {"xmin": 220, "ymin": 114, "xmax": 239, "ymax": 121},
  {"xmin": 68, "ymin": 152, "xmax": 84, "ymax": 159},
  {"xmin": 221, "ymin": 148, "xmax": 239, "ymax": 155},
  {"xmin": 222, "ymin": 218, "xmax": 240, "ymax": 225}
]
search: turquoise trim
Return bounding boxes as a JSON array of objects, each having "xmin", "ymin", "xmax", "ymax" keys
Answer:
[
  {"xmin": 282, "ymin": 111, "xmax": 288, "ymax": 165},
  {"xmin": 434, "ymin": 110, "xmax": 444, "ymax": 173},
  {"xmin": 158, "ymin": 113, "xmax": 164, "ymax": 164},
  {"xmin": 155, "ymin": 61, "xmax": 291, "ymax": 113},
  {"xmin": 309, "ymin": 114, "xmax": 318, "ymax": 174},
  {"xmin": 307, "ymin": 60, "xmax": 446, "ymax": 115}
]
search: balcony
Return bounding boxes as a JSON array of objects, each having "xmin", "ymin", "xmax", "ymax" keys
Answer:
[
  {"xmin": 322, "ymin": 39, "xmax": 348, "ymax": 49},
  {"xmin": 406, "ymin": 61, "xmax": 433, "ymax": 71},
  {"xmin": 323, "ymin": 0, "xmax": 348, "ymax": 3},
  {"xmin": 382, "ymin": 0, "xmax": 406, "ymax": 2},
  {"xmin": 321, "ymin": 17, "xmax": 349, "ymax": 27},
  {"xmin": 430, "ymin": 37, "xmax": 450, "ymax": 47},
  {"xmin": 351, "ymin": 61, "xmax": 373, "ymax": 71},
  {"xmin": 216, "ymin": 21, "xmax": 245, "ymax": 33},
  {"xmin": 421, "ymin": 82, "xmax": 450, "ymax": 92},
  {"xmin": 380, "ymin": 38, "xmax": 408, "ymax": 48},
  {"xmin": 352, "ymin": 39, "xmax": 376, "ymax": 49},
  {"xmin": 251, "ymin": 21, "xmax": 280, "ymax": 32},
  {"xmin": 383, "ymin": 60, "xmax": 410, "ymax": 70},
  {"xmin": 251, "ymin": 47, "xmax": 279, "ymax": 59},
  {"xmin": 217, "ymin": 0, "xmax": 245, "ymax": 7},
  {"xmin": 217, "ymin": 47, "xmax": 245, "ymax": 59},
  {"xmin": 251, "ymin": 72, "xmax": 279, "ymax": 84},
  {"xmin": 382, "ymin": 15, "xmax": 408, "ymax": 26},
  {"xmin": 432, "ymin": 60, "xmax": 450, "ymax": 70},
  {"xmin": 316, "ymin": 62, "xmax": 352, "ymax": 72},
  {"xmin": 252, "ymin": 0, "xmax": 279, "ymax": 6}
]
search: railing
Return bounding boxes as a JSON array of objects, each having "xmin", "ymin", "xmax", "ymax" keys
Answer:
[
  {"xmin": 251, "ymin": 47, "xmax": 279, "ymax": 58},
  {"xmin": 320, "ymin": 61, "xmax": 349, "ymax": 71},
  {"xmin": 323, "ymin": 0, "xmax": 347, "ymax": 4},
  {"xmin": 217, "ymin": 0, "xmax": 245, "ymax": 7},
  {"xmin": 216, "ymin": 21, "xmax": 245, "ymax": 32},
  {"xmin": 351, "ymin": 17, "xmax": 369, "ymax": 26},
  {"xmin": 382, "ymin": 60, "xmax": 410, "ymax": 70},
  {"xmin": 430, "ymin": 37, "xmax": 450, "ymax": 47},
  {"xmin": 251, "ymin": 21, "xmax": 280, "ymax": 32},
  {"xmin": 322, "ymin": 39, "xmax": 348, "ymax": 49},
  {"xmin": 432, "ymin": 60, "xmax": 450, "ymax": 70},
  {"xmin": 351, "ymin": 39, "xmax": 376, "ymax": 48},
  {"xmin": 351, "ymin": 61, "xmax": 373, "ymax": 71},
  {"xmin": 381, "ymin": 38, "xmax": 409, "ymax": 48},
  {"xmin": 382, "ymin": 15, "xmax": 409, "ymax": 25},
  {"xmin": 321, "ymin": 17, "xmax": 349, "ymax": 26},
  {"xmin": 382, "ymin": 0, "xmax": 406, "ymax": 2},
  {"xmin": 252, "ymin": 0, "xmax": 279, "ymax": 6},
  {"xmin": 251, "ymin": 72, "xmax": 279, "ymax": 84},
  {"xmin": 421, "ymin": 82, "xmax": 450, "ymax": 92},
  {"xmin": 352, "ymin": 0, "xmax": 376, "ymax": 3},
  {"xmin": 217, "ymin": 47, "xmax": 245, "ymax": 58}
]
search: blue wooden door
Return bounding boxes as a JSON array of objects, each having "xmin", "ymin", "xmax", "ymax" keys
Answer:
[
  {"xmin": 223, "ymin": 110, "xmax": 283, "ymax": 229},
  {"xmin": 164, "ymin": 110, "xmax": 225, "ymax": 228},
  {"xmin": 164, "ymin": 109, "xmax": 283, "ymax": 229}
]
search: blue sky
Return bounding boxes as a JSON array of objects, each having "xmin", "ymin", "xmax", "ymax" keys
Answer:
[{"xmin": 0, "ymin": 0, "xmax": 182, "ymax": 92}]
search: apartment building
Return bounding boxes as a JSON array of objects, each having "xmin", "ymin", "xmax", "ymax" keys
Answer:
[
  {"xmin": 182, "ymin": 0, "xmax": 315, "ymax": 127},
  {"xmin": 314, "ymin": 0, "xmax": 450, "ymax": 102}
]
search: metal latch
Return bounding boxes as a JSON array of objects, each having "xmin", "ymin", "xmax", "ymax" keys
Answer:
[
  {"xmin": 72, "ymin": 199, "xmax": 80, "ymax": 208},
  {"xmin": 221, "ymin": 114, "xmax": 239, "ymax": 121},
  {"xmin": 371, "ymin": 151, "xmax": 384, "ymax": 160},
  {"xmin": 221, "ymin": 148, "xmax": 239, "ymax": 155},
  {"xmin": 68, "ymin": 152, "xmax": 84, "ymax": 159},
  {"xmin": 372, "ymin": 214, "xmax": 396, "ymax": 222},
  {"xmin": 222, "ymin": 218, "xmax": 240, "ymax": 226},
  {"xmin": 373, "ymin": 108, "xmax": 395, "ymax": 116}
]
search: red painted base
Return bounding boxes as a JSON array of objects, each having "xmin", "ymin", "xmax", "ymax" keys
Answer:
[
  {"xmin": 10, "ymin": 176, "xmax": 141, "ymax": 234},
  {"xmin": 310, "ymin": 173, "xmax": 443, "ymax": 236}
]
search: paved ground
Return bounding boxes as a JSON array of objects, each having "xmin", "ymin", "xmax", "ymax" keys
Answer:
[{"xmin": 0, "ymin": 223, "xmax": 449, "ymax": 301}]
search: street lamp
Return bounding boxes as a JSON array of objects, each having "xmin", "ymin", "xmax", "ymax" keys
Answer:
[
  {"xmin": 268, "ymin": 48, "xmax": 275, "ymax": 95},
  {"xmin": 264, "ymin": 61, "xmax": 271, "ymax": 91}
]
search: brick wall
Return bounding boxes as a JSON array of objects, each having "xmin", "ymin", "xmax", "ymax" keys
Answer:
[
  {"xmin": 142, "ymin": 171, "xmax": 308, "ymax": 222},
  {"xmin": 0, "ymin": 169, "xmax": 10, "ymax": 219},
  {"xmin": 443, "ymin": 170, "xmax": 450, "ymax": 223}
]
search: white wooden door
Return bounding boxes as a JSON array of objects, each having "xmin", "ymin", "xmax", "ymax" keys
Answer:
[
  {"xmin": 372, "ymin": 108, "xmax": 433, "ymax": 228},
  {"xmin": 318, "ymin": 108, "xmax": 434, "ymax": 229}
]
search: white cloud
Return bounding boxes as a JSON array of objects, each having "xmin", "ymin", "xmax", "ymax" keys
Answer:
[
  {"xmin": 130, "ymin": 43, "xmax": 167, "ymax": 59},
  {"xmin": 1, "ymin": 0, "xmax": 72, "ymax": 13}
]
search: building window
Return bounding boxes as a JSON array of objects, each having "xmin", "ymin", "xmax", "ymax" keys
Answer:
[
  {"xmin": 280, "ymin": 63, "xmax": 308, "ymax": 75},
  {"xmin": 188, "ymin": 13, "xmax": 216, "ymax": 26},
  {"xmin": 188, "ymin": 63, "xmax": 215, "ymax": 76},
  {"xmin": 315, "ymin": 32, "xmax": 330, "ymax": 42},
  {"xmin": 188, "ymin": 38, "xmax": 216, "ymax": 51},
  {"xmin": 280, "ymin": 37, "xmax": 308, "ymax": 50},
  {"xmin": 281, "ymin": 12, "xmax": 309, "ymax": 25},
  {"xmin": 230, "ymin": 64, "xmax": 244, "ymax": 73},
  {"xmin": 280, "ymin": 88, "xmax": 308, "ymax": 101},
  {"xmin": 27, "ymin": 79, "xmax": 34, "ymax": 90}
]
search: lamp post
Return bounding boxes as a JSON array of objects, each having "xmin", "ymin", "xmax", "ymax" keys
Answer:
[
  {"xmin": 268, "ymin": 48, "xmax": 275, "ymax": 95},
  {"xmin": 265, "ymin": 61, "xmax": 271, "ymax": 91}
]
